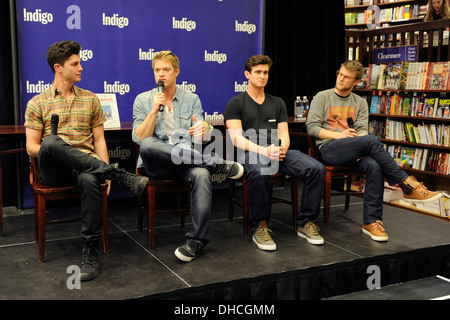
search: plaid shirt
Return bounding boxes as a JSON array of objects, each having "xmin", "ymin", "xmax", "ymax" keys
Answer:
[{"xmin": 24, "ymin": 84, "xmax": 106, "ymax": 158}]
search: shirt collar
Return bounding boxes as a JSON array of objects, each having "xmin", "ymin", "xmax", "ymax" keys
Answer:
[
  {"xmin": 173, "ymin": 87, "xmax": 180, "ymax": 101},
  {"xmin": 51, "ymin": 83, "xmax": 79, "ymax": 98}
]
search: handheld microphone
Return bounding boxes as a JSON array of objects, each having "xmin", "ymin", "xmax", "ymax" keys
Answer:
[
  {"xmin": 51, "ymin": 114, "xmax": 59, "ymax": 135},
  {"xmin": 157, "ymin": 80, "xmax": 164, "ymax": 112},
  {"xmin": 347, "ymin": 117, "xmax": 355, "ymax": 129}
]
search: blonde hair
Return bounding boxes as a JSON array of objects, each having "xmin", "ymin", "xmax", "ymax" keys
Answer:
[
  {"xmin": 340, "ymin": 60, "xmax": 365, "ymax": 80},
  {"xmin": 152, "ymin": 50, "xmax": 180, "ymax": 70},
  {"xmin": 424, "ymin": 0, "xmax": 450, "ymax": 21}
]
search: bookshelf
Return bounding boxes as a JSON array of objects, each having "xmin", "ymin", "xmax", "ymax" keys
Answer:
[
  {"xmin": 345, "ymin": 15, "xmax": 450, "ymax": 218},
  {"xmin": 354, "ymin": 63, "xmax": 450, "ymax": 214},
  {"xmin": 357, "ymin": 62, "xmax": 450, "ymax": 179},
  {"xmin": 345, "ymin": 0, "xmax": 426, "ymax": 30}
]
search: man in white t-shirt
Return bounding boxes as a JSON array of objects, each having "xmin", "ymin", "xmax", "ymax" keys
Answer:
[{"xmin": 132, "ymin": 50, "xmax": 243, "ymax": 262}]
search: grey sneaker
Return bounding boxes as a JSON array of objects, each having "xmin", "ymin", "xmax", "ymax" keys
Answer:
[
  {"xmin": 175, "ymin": 241, "xmax": 203, "ymax": 262},
  {"xmin": 297, "ymin": 221, "xmax": 324, "ymax": 245},
  {"xmin": 215, "ymin": 161, "xmax": 244, "ymax": 179},
  {"xmin": 252, "ymin": 226, "xmax": 276, "ymax": 251}
]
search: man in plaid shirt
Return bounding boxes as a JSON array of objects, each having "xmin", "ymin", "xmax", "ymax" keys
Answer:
[{"xmin": 25, "ymin": 41, "xmax": 148, "ymax": 281}]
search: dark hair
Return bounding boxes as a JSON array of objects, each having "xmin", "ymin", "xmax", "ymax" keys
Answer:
[
  {"xmin": 245, "ymin": 54, "xmax": 273, "ymax": 72},
  {"xmin": 47, "ymin": 41, "xmax": 81, "ymax": 73}
]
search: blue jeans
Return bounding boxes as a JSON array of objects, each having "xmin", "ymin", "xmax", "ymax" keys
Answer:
[
  {"xmin": 239, "ymin": 149, "xmax": 325, "ymax": 232},
  {"xmin": 38, "ymin": 135, "xmax": 108, "ymax": 240},
  {"xmin": 320, "ymin": 135, "xmax": 409, "ymax": 224},
  {"xmin": 139, "ymin": 137, "xmax": 215, "ymax": 247}
]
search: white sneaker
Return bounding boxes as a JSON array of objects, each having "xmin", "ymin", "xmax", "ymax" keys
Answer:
[
  {"xmin": 252, "ymin": 227, "xmax": 276, "ymax": 251},
  {"xmin": 297, "ymin": 221, "xmax": 324, "ymax": 245}
]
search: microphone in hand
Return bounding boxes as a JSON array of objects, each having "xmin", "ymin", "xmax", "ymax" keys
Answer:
[
  {"xmin": 347, "ymin": 117, "xmax": 355, "ymax": 129},
  {"xmin": 157, "ymin": 80, "xmax": 164, "ymax": 112},
  {"xmin": 51, "ymin": 114, "xmax": 59, "ymax": 135}
]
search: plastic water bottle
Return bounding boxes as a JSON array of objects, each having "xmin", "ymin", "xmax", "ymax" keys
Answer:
[
  {"xmin": 302, "ymin": 96, "xmax": 309, "ymax": 118},
  {"xmin": 294, "ymin": 96, "xmax": 303, "ymax": 120}
]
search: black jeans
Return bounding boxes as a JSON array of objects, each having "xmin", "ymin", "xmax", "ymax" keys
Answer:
[{"xmin": 38, "ymin": 135, "xmax": 109, "ymax": 240}]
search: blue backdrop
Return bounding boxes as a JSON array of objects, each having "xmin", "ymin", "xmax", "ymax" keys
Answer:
[
  {"xmin": 16, "ymin": 0, "xmax": 263, "ymax": 123},
  {"xmin": 16, "ymin": 0, "xmax": 263, "ymax": 207}
]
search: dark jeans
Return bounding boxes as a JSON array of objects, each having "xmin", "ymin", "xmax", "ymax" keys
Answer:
[
  {"xmin": 239, "ymin": 149, "xmax": 325, "ymax": 232},
  {"xmin": 320, "ymin": 135, "xmax": 409, "ymax": 224},
  {"xmin": 38, "ymin": 135, "xmax": 109, "ymax": 240},
  {"xmin": 139, "ymin": 137, "xmax": 215, "ymax": 247}
]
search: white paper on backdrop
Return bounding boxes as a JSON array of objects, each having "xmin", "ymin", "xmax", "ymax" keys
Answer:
[{"xmin": 97, "ymin": 93, "xmax": 121, "ymax": 129}]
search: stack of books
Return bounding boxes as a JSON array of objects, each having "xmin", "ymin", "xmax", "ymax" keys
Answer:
[{"xmin": 390, "ymin": 191, "xmax": 450, "ymax": 219}]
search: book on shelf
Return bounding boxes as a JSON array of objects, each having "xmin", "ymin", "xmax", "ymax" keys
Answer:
[
  {"xmin": 368, "ymin": 92, "xmax": 450, "ymax": 120},
  {"xmin": 399, "ymin": 146, "xmax": 415, "ymax": 168},
  {"xmin": 391, "ymin": 196, "xmax": 450, "ymax": 218},
  {"xmin": 384, "ymin": 63, "xmax": 402, "ymax": 90},
  {"xmin": 423, "ymin": 97, "xmax": 439, "ymax": 118},
  {"xmin": 383, "ymin": 183, "xmax": 403, "ymax": 203},
  {"xmin": 427, "ymin": 62, "xmax": 448, "ymax": 91},
  {"xmin": 371, "ymin": 118, "xmax": 450, "ymax": 148},
  {"xmin": 361, "ymin": 61, "xmax": 450, "ymax": 91},
  {"xmin": 399, "ymin": 61, "xmax": 409, "ymax": 90},
  {"xmin": 380, "ymin": 143, "xmax": 450, "ymax": 175},
  {"xmin": 355, "ymin": 67, "xmax": 369, "ymax": 89},
  {"xmin": 436, "ymin": 99, "xmax": 450, "ymax": 118}
]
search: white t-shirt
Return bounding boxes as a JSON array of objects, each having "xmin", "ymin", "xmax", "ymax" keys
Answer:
[{"xmin": 164, "ymin": 106, "xmax": 176, "ymax": 144}]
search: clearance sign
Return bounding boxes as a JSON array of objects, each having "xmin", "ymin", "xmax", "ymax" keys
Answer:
[{"xmin": 373, "ymin": 45, "xmax": 418, "ymax": 64}]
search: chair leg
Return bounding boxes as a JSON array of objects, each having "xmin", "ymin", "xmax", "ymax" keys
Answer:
[
  {"xmin": 291, "ymin": 178, "xmax": 299, "ymax": 232},
  {"xmin": 177, "ymin": 193, "xmax": 185, "ymax": 228},
  {"xmin": 345, "ymin": 175, "xmax": 352, "ymax": 211},
  {"xmin": 228, "ymin": 179, "xmax": 235, "ymax": 221},
  {"xmin": 102, "ymin": 190, "xmax": 109, "ymax": 254},
  {"xmin": 137, "ymin": 193, "xmax": 144, "ymax": 231},
  {"xmin": 183, "ymin": 187, "xmax": 190, "ymax": 228},
  {"xmin": 34, "ymin": 192, "xmax": 38, "ymax": 242},
  {"xmin": 38, "ymin": 195, "xmax": 46, "ymax": 262},
  {"xmin": 323, "ymin": 171, "xmax": 332, "ymax": 225},
  {"xmin": 242, "ymin": 178, "xmax": 250, "ymax": 237},
  {"xmin": 147, "ymin": 185, "xmax": 156, "ymax": 248}
]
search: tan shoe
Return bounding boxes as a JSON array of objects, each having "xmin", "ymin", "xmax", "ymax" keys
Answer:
[
  {"xmin": 362, "ymin": 220, "xmax": 389, "ymax": 242},
  {"xmin": 297, "ymin": 221, "xmax": 324, "ymax": 245},
  {"xmin": 252, "ymin": 221, "xmax": 276, "ymax": 251},
  {"xmin": 401, "ymin": 176, "xmax": 442, "ymax": 203}
]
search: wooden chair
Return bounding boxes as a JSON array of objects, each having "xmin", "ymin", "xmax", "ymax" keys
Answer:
[
  {"xmin": 223, "ymin": 119, "xmax": 299, "ymax": 236},
  {"xmin": 30, "ymin": 157, "xmax": 109, "ymax": 262},
  {"xmin": 228, "ymin": 173, "xmax": 299, "ymax": 236},
  {"xmin": 136, "ymin": 167, "xmax": 190, "ymax": 248},
  {"xmin": 307, "ymin": 135, "xmax": 364, "ymax": 224}
]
